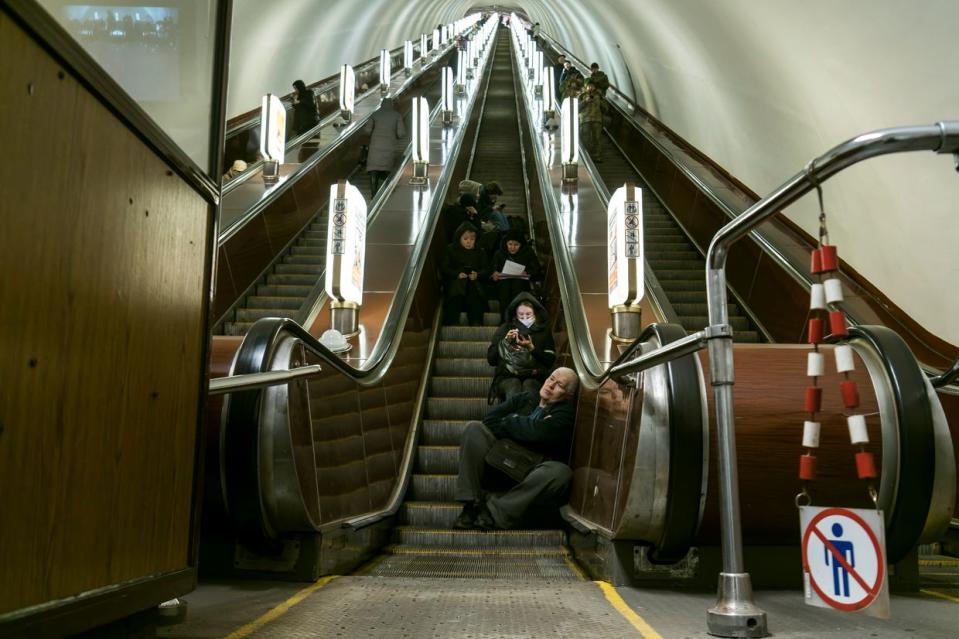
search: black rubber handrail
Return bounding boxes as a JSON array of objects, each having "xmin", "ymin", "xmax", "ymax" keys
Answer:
[{"xmin": 930, "ymin": 358, "xmax": 959, "ymax": 388}]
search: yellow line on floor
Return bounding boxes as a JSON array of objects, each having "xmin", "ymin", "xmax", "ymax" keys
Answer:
[
  {"xmin": 223, "ymin": 575, "xmax": 338, "ymax": 639},
  {"xmin": 921, "ymin": 589, "xmax": 959, "ymax": 604},
  {"xmin": 595, "ymin": 581, "xmax": 664, "ymax": 639}
]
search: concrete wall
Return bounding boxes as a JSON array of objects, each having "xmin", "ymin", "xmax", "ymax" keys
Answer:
[{"xmin": 227, "ymin": 0, "xmax": 958, "ymax": 346}]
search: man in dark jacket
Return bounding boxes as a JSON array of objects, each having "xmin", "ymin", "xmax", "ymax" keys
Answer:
[
  {"xmin": 291, "ymin": 79, "xmax": 319, "ymax": 136},
  {"xmin": 454, "ymin": 367, "xmax": 579, "ymax": 530}
]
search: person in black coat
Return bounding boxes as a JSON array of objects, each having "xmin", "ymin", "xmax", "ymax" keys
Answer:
[
  {"xmin": 442, "ymin": 193, "xmax": 484, "ymax": 242},
  {"xmin": 291, "ymin": 79, "xmax": 319, "ymax": 136},
  {"xmin": 441, "ymin": 222, "xmax": 491, "ymax": 325},
  {"xmin": 490, "ymin": 230, "xmax": 542, "ymax": 320},
  {"xmin": 487, "ymin": 292, "xmax": 556, "ymax": 402},
  {"xmin": 454, "ymin": 367, "xmax": 579, "ymax": 529}
]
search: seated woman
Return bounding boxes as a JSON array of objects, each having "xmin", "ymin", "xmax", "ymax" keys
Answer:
[
  {"xmin": 490, "ymin": 231, "xmax": 542, "ymax": 321},
  {"xmin": 441, "ymin": 223, "xmax": 491, "ymax": 325},
  {"xmin": 487, "ymin": 293, "xmax": 556, "ymax": 402}
]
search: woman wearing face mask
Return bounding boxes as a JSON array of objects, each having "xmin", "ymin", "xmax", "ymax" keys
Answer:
[{"xmin": 487, "ymin": 293, "xmax": 556, "ymax": 403}]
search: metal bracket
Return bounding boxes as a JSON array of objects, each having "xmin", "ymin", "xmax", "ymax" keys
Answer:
[{"xmin": 704, "ymin": 324, "xmax": 734, "ymax": 340}]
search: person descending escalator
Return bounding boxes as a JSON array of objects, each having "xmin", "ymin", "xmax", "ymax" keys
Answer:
[{"xmin": 487, "ymin": 292, "xmax": 555, "ymax": 403}]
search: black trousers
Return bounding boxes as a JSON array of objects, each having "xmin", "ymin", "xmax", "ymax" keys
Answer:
[
  {"xmin": 454, "ymin": 422, "xmax": 572, "ymax": 529},
  {"xmin": 442, "ymin": 282, "xmax": 487, "ymax": 325},
  {"xmin": 369, "ymin": 170, "xmax": 389, "ymax": 195}
]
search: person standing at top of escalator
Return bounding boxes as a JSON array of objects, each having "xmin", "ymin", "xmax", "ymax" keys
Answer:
[
  {"xmin": 291, "ymin": 80, "xmax": 319, "ymax": 136},
  {"xmin": 364, "ymin": 97, "xmax": 407, "ymax": 196}
]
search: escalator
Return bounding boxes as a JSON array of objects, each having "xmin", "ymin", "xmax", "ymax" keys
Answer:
[
  {"xmin": 359, "ymin": 29, "xmax": 578, "ymax": 580},
  {"xmin": 594, "ymin": 134, "xmax": 762, "ymax": 341}
]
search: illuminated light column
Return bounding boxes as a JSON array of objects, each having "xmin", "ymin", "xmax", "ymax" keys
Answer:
[
  {"xmin": 432, "ymin": 29, "xmax": 440, "ymax": 55},
  {"xmin": 404, "ymin": 40, "xmax": 413, "ymax": 76},
  {"xmin": 533, "ymin": 50, "xmax": 543, "ymax": 95},
  {"xmin": 259, "ymin": 93, "xmax": 286, "ymax": 183},
  {"xmin": 325, "ymin": 179, "xmax": 368, "ymax": 337},
  {"xmin": 410, "ymin": 97, "xmax": 430, "ymax": 184},
  {"xmin": 441, "ymin": 67, "xmax": 455, "ymax": 125},
  {"xmin": 561, "ymin": 96, "xmax": 579, "ymax": 184},
  {"xmin": 466, "ymin": 40, "xmax": 475, "ymax": 79},
  {"xmin": 542, "ymin": 66, "xmax": 556, "ymax": 122},
  {"xmin": 379, "ymin": 49, "xmax": 390, "ymax": 94},
  {"xmin": 455, "ymin": 50, "xmax": 467, "ymax": 94},
  {"xmin": 607, "ymin": 183, "xmax": 644, "ymax": 341},
  {"xmin": 420, "ymin": 34, "xmax": 428, "ymax": 62},
  {"xmin": 339, "ymin": 64, "xmax": 355, "ymax": 123}
]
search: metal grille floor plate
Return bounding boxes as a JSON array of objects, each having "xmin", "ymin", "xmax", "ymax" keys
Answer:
[{"xmin": 239, "ymin": 576, "xmax": 643, "ymax": 638}]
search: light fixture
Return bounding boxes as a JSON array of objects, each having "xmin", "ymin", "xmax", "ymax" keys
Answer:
[
  {"xmin": 404, "ymin": 40, "xmax": 413, "ymax": 76},
  {"xmin": 533, "ymin": 50, "xmax": 543, "ymax": 95},
  {"xmin": 379, "ymin": 49, "xmax": 390, "ymax": 94},
  {"xmin": 432, "ymin": 28, "xmax": 440, "ymax": 53},
  {"xmin": 607, "ymin": 182, "xmax": 644, "ymax": 341},
  {"xmin": 420, "ymin": 34, "xmax": 428, "ymax": 62},
  {"xmin": 259, "ymin": 93, "xmax": 286, "ymax": 183},
  {"xmin": 325, "ymin": 179, "xmax": 368, "ymax": 337},
  {"xmin": 410, "ymin": 97, "xmax": 430, "ymax": 184},
  {"xmin": 465, "ymin": 40, "xmax": 475, "ymax": 79},
  {"xmin": 442, "ymin": 67, "xmax": 454, "ymax": 125},
  {"xmin": 542, "ymin": 66, "xmax": 556, "ymax": 120},
  {"xmin": 561, "ymin": 96, "xmax": 579, "ymax": 184},
  {"xmin": 455, "ymin": 50, "xmax": 467, "ymax": 94},
  {"xmin": 339, "ymin": 64, "xmax": 355, "ymax": 122}
]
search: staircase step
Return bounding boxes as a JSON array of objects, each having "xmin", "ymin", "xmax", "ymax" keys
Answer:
[
  {"xmin": 430, "ymin": 376, "xmax": 493, "ymax": 398},
  {"xmin": 427, "ymin": 397, "xmax": 489, "ymax": 421},
  {"xmin": 415, "ymin": 446, "xmax": 460, "ymax": 474},
  {"xmin": 421, "ymin": 420, "xmax": 471, "ymax": 445}
]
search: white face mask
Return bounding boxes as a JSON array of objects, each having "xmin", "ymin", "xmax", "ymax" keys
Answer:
[{"xmin": 518, "ymin": 317, "xmax": 535, "ymax": 328}]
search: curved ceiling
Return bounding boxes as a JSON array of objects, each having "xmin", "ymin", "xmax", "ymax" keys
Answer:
[{"xmin": 230, "ymin": 0, "xmax": 959, "ymax": 345}]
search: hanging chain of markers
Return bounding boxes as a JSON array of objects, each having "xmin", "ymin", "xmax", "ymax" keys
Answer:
[{"xmin": 796, "ymin": 181, "xmax": 878, "ymax": 508}]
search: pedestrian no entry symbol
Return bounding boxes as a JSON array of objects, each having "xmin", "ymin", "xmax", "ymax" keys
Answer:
[{"xmin": 800, "ymin": 506, "xmax": 889, "ymax": 618}]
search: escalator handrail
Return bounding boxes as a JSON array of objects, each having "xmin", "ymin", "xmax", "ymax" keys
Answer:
[
  {"xmin": 217, "ymin": 45, "xmax": 457, "ymax": 245},
  {"xmin": 930, "ymin": 358, "xmax": 959, "ymax": 389},
  {"xmin": 224, "ymin": 42, "xmax": 416, "ymax": 138}
]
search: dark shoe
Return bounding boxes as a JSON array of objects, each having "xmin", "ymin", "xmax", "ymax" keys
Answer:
[
  {"xmin": 474, "ymin": 502, "xmax": 498, "ymax": 531},
  {"xmin": 454, "ymin": 502, "xmax": 479, "ymax": 529}
]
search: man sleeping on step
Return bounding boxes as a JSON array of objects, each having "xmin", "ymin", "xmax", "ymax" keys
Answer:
[{"xmin": 454, "ymin": 367, "xmax": 579, "ymax": 530}]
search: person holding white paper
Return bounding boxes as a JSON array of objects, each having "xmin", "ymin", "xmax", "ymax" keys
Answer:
[{"xmin": 490, "ymin": 230, "xmax": 542, "ymax": 321}]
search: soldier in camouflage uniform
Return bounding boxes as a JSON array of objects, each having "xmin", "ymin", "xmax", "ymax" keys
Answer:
[
  {"xmin": 578, "ymin": 80, "xmax": 606, "ymax": 162},
  {"xmin": 560, "ymin": 68, "xmax": 584, "ymax": 101}
]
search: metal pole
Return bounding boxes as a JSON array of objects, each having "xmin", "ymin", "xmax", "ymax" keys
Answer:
[{"xmin": 703, "ymin": 121, "xmax": 958, "ymax": 637}]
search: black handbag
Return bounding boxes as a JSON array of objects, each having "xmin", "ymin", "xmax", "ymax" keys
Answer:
[{"xmin": 485, "ymin": 438, "xmax": 544, "ymax": 482}]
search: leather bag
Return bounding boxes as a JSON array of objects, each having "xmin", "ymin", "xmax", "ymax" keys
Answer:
[{"xmin": 485, "ymin": 438, "xmax": 544, "ymax": 482}]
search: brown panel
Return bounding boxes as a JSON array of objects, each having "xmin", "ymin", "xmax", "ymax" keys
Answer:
[
  {"xmin": 0, "ymin": 13, "xmax": 207, "ymax": 614},
  {"xmin": 212, "ymin": 247, "xmax": 238, "ymax": 322},
  {"xmin": 221, "ymin": 215, "xmax": 274, "ymax": 304},
  {"xmin": 697, "ymin": 345, "xmax": 882, "ymax": 544},
  {"xmin": 261, "ymin": 186, "xmax": 307, "ymax": 251}
]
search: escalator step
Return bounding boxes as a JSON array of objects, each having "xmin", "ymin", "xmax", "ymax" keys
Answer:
[
  {"xmin": 392, "ymin": 527, "xmax": 566, "ymax": 548},
  {"xmin": 426, "ymin": 397, "xmax": 489, "ymax": 421},
  {"xmin": 681, "ymin": 315, "xmax": 751, "ymax": 332},
  {"xmin": 283, "ymin": 254, "xmax": 325, "ymax": 265},
  {"xmin": 415, "ymin": 446, "xmax": 460, "ymax": 474},
  {"xmin": 399, "ymin": 502, "xmax": 462, "ymax": 527},
  {"xmin": 363, "ymin": 551, "xmax": 578, "ymax": 579},
  {"xmin": 289, "ymin": 245, "xmax": 325, "ymax": 255},
  {"xmin": 274, "ymin": 263, "xmax": 323, "ymax": 274},
  {"xmin": 254, "ymin": 284, "xmax": 315, "ymax": 297},
  {"xmin": 433, "ymin": 357, "xmax": 492, "ymax": 376},
  {"xmin": 430, "ymin": 376, "xmax": 493, "ymax": 398},
  {"xmin": 244, "ymin": 296, "xmax": 303, "ymax": 310},
  {"xmin": 409, "ymin": 474, "xmax": 456, "ymax": 501},
  {"xmin": 436, "ymin": 341, "xmax": 489, "ymax": 358},
  {"xmin": 421, "ymin": 420, "xmax": 470, "ymax": 445},
  {"xmin": 235, "ymin": 308, "xmax": 298, "ymax": 322},
  {"xmin": 267, "ymin": 273, "xmax": 319, "ymax": 285},
  {"xmin": 439, "ymin": 325, "xmax": 498, "ymax": 341}
]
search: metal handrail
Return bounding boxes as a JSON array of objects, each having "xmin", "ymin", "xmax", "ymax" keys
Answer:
[
  {"xmin": 218, "ymin": 44, "xmax": 457, "ymax": 244},
  {"xmin": 209, "ymin": 365, "xmax": 323, "ymax": 394},
  {"xmin": 930, "ymin": 358, "xmax": 959, "ymax": 388}
]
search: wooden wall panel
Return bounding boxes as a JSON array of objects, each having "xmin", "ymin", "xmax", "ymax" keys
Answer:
[{"xmin": 0, "ymin": 13, "xmax": 209, "ymax": 614}]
